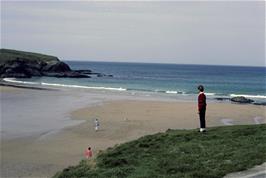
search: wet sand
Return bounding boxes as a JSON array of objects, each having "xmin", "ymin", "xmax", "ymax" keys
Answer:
[{"xmin": 1, "ymin": 86, "xmax": 265, "ymax": 178}]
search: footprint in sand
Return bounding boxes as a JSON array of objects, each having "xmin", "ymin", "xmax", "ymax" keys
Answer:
[
  {"xmin": 253, "ymin": 116, "xmax": 263, "ymax": 124},
  {"xmin": 221, "ymin": 119, "xmax": 234, "ymax": 126}
]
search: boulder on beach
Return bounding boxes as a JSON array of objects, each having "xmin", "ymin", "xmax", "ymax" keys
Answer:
[{"xmin": 230, "ymin": 96, "xmax": 254, "ymax": 104}]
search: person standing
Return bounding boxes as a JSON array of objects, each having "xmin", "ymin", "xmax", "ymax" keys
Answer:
[
  {"xmin": 84, "ymin": 146, "xmax": 93, "ymax": 159},
  {"xmin": 198, "ymin": 85, "xmax": 207, "ymax": 132},
  {"xmin": 95, "ymin": 118, "xmax": 100, "ymax": 131}
]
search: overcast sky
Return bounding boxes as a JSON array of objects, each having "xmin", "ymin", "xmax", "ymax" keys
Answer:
[{"xmin": 1, "ymin": 1, "xmax": 265, "ymax": 66}]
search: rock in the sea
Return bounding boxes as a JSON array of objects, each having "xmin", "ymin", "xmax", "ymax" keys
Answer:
[
  {"xmin": 64, "ymin": 71, "xmax": 90, "ymax": 78},
  {"xmin": 96, "ymin": 73, "xmax": 113, "ymax": 77},
  {"xmin": 253, "ymin": 102, "xmax": 266, "ymax": 106},
  {"xmin": 230, "ymin": 96, "xmax": 254, "ymax": 104},
  {"xmin": 74, "ymin": 70, "xmax": 92, "ymax": 74},
  {"xmin": 42, "ymin": 71, "xmax": 90, "ymax": 78}
]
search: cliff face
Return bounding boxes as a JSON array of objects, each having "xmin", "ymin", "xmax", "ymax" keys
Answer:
[{"xmin": 0, "ymin": 49, "xmax": 91, "ymax": 78}]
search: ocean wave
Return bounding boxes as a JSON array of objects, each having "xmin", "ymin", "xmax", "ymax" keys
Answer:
[
  {"xmin": 126, "ymin": 88, "xmax": 153, "ymax": 92},
  {"xmin": 3, "ymin": 78, "xmax": 39, "ymax": 85},
  {"xmin": 129, "ymin": 89, "xmax": 186, "ymax": 94},
  {"xmin": 205, "ymin": 93, "xmax": 216, "ymax": 96},
  {"xmin": 165, "ymin": 90, "xmax": 185, "ymax": 94},
  {"xmin": 2, "ymin": 78, "xmax": 127, "ymax": 91},
  {"xmin": 3, "ymin": 78, "xmax": 265, "ymax": 99},
  {"xmin": 40, "ymin": 82, "xmax": 127, "ymax": 91},
  {"xmin": 165, "ymin": 90, "xmax": 178, "ymax": 94},
  {"xmin": 230, "ymin": 94, "xmax": 266, "ymax": 99}
]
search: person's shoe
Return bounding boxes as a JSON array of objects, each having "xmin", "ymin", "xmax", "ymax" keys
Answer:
[{"xmin": 200, "ymin": 128, "xmax": 207, "ymax": 133}]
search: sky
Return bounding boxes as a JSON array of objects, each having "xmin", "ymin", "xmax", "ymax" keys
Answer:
[{"xmin": 1, "ymin": 1, "xmax": 265, "ymax": 66}]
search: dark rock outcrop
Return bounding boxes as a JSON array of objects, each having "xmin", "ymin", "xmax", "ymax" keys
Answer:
[
  {"xmin": 74, "ymin": 70, "xmax": 92, "ymax": 74},
  {"xmin": 0, "ymin": 58, "xmax": 34, "ymax": 78},
  {"xmin": 42, "ymin": 71, "xmax": 90, "ymax": 78},
  {"xmin": 42, "ymin": 61, "xmax": 71, "ymax": 73},
  {"xmin": 0, "ymin": 58, "xmax": 114, "ymax": 78},
  {"xmin": 230, "ymin": 96, "xmax": 254, "ymax": 104},
  {"xmin": 0, "ymin": 49, "xmax": 111, "ymax": 78},
  {"xmin": 253, "ymin": 102, "xmax": 266, "ymax": 106},
  {"xmin": 0, "ymin": 58, "xmax": 82, "ymax": 78}
]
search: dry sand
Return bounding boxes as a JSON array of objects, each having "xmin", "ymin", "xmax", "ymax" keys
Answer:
[{"xmin": 1, "ymin": 86, "xmax": 265, "ymax": 178}]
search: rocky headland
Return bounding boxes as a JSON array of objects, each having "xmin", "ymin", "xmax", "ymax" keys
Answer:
[{"xmin": 0, "ymin": 49, "xmax": 109, "ymax": 78}]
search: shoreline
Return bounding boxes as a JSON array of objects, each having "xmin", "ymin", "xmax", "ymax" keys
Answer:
[
  {"xmin": 2, "ymin": 78, "xmax": 266, "ymax": 105},
  {"xmin": 1, "ymin": 85, "xmax": 266, "ymax": 178},
  {"xmin": 0, "ymin": 80, "xmax": 57, "ymax": 91}
]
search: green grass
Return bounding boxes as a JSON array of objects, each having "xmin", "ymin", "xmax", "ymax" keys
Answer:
[
  {"xmin": 0, "ymin": 48, "xmax": 59, "ymax": 64},
  {"xmin": 54, "ymin": 124, "xmax": 266, "ymax": 178}
]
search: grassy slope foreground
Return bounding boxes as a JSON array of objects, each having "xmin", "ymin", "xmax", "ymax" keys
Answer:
[{"xmin": 54, "ymin": 124, "xmax": 266, "ymax": 178}]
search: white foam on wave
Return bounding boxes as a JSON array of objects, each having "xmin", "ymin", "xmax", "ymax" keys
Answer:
[
  {"xmin": 205, "ymin": 93, "xmax": 216, "ymax": 96},
  {"xmin": 41, "ymin": 82, "xmax": 127, "ymax": 91},
  {"xmin": 166, "ymin": 90, "xmax": 178, "ymax": 94},
  {"xmin": 165, "ymin": 90, "xmax": 186, "ymax": 94},
  {"xmin": 3, "ymin": 78, "xmax": 39, "ymax": 85},
  {"xmin": 230, "ymin": 94, "xmax": 266, "ymax": 99},
  {"xmin": 4, "ymin": 78, "xmax": 264, "ymax": 98},
  {"xmin": 3, "ymin": 78, "xmax": 127, "ymax": 92}
]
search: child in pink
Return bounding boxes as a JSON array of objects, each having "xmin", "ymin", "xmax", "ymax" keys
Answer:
[{"xmin": 84, "ymin": 147, "xmax": 93, "ymax": 159}]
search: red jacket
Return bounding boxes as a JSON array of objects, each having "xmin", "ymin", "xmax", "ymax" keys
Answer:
[
  {"xmin": 198, "ymin": 92, "xmax": 207, "ymax": 111},
  {"xmin": 84, "ymin": 149, "xmax": 92, "ymax": 158}
]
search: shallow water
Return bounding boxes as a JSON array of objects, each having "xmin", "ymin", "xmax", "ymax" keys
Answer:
[{"xmin": 1, "ymin": 88, "xmax": 104, "ymax": 140}]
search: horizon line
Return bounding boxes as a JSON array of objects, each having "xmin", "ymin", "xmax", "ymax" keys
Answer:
[{"xmin": 63, "ymin": 59, "xmax": 266, "ymax": 68}]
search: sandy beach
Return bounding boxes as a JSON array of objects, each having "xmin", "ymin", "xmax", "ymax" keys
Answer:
[{"xmin": 1, "ymin": 85, "xmax": 265, "ymax": 178}]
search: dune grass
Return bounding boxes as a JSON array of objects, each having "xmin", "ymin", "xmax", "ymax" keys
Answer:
[{"xmin": 54, "ymin": 124, "xmax": 266, "ymax": 178}]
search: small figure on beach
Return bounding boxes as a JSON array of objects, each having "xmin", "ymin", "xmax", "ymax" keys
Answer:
[
  {"xmin": 95, "ymin": 118, "xmax": 100, "ymax": 131},
  {"xmin": 84, "ymin": 146, "xmax": 93, "ymax": 159},
  {"xmin": 198, "ymin": 85, "xmax": 207, "ymax": 132}
]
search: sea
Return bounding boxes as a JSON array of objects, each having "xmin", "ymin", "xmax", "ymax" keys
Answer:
[{"xmin": 4, "ymin": 61, "xmax": 266, "ymax": 102}]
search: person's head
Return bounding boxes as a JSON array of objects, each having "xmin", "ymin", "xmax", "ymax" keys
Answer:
[
  {"xmin": 198, "ymin": 85, "xmax": 204, "ymax": 92},
  {"xmin": 88, "ymin": 147, "xmax": 91, "ymax": 150}
]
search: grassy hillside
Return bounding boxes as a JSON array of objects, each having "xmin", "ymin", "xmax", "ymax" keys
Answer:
[
  {"xmin": 54, "ymin": 124, "xmax": 266, "ymax": 178},
  {"xmin": 0, "ymin": 49, "xmax": 59, "ymax": 64}
]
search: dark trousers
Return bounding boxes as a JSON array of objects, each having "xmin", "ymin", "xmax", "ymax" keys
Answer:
[{"xmin": 199, "ymin": 110, "xmax": 206, "ymax": 128}]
